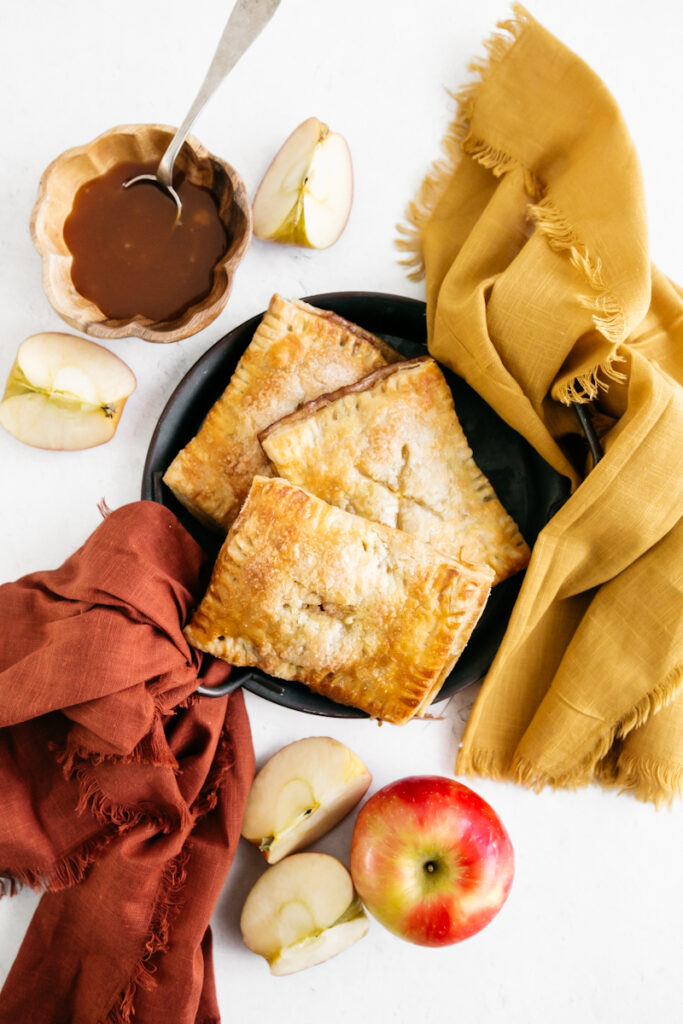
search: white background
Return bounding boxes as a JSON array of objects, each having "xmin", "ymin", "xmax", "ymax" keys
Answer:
[{"xmin": 1, "ymin": 1, "xmax": 682, "ymax": 1021}]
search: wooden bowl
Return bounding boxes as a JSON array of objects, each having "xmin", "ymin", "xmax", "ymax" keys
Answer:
[{"xmin": 30, "ymin": 124, "xmax": 253, "ymax": 343}]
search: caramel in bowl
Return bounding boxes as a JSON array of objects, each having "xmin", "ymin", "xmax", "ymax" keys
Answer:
[{"xmin": 31, "ymin": 124, "xmax": 252, "ymax": 343}]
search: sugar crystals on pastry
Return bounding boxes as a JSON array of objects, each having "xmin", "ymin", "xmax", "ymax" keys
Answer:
[
  {"xmin": 163, "ymin": 294, "xmax": 399, "ymax": 531},
  {"xmin": 260, "ymin": 356, "xmax": 530, "ymax": 584},
  {"xmin": 184, "ymin": 476, "xmax": 494, "ymax": 725}
]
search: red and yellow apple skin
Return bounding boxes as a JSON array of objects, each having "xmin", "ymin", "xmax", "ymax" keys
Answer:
[{"xmin": 349, "ymin": 776, "xmax": 514, "ymax": 947}]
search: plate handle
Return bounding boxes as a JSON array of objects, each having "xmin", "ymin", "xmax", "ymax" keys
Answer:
[
  {"xmin": 197, "ymin": 667, "xmax": 287, "ymax": 698},
  {"xmin": 572, "ymin": 403, "xmax": 604, "ymax": 469}
]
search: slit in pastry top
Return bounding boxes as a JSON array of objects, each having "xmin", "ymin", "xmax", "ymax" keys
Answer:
[
  {"xmin": 162, "ymin": 294, "xmax": 400, "ymax": 531},
  {"xmin": 260, "ymin": 357, "xmax": 530, "ymax": 584}
]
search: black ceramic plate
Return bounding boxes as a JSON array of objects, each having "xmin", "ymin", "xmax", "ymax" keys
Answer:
[{"xmin": 142, "ymin": 292, "xmax": 570, "ymax": 717}]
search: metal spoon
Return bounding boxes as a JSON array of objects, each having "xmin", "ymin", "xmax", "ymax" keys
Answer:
[{"xmin": 124, "ymin": 0, "xmax": 281, "ymax": 217}]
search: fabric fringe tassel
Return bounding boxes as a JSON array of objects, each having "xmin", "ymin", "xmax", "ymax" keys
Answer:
[
  {"xmin": 55, "ymin": 744, "xmax": 191, "ymax": 835},
  {"xmin": 397, "ymin": 3, "xmax": 628, "ymax": 402},
  {"xmin": 508, "ymin": 665, "xmax": 683, "ymax": 797},
  {"xmin": 105, "ymin": 846, "xmax": 191, "ymax": 1024},
  {"xmin": 0, "ymin": 829, "xmax": 118, "ymax": 899},
  {"xmin": 395, "ymin": 3, "xmax": 532, "ymax": 279},
  {"xmin": 510, "ymin": 753, "xmax": 594, "ymax": 793},
  {"xmin": 1, "ymin": 715, "xmax": 199, "ymax": 897},
  {"xmin": 456, "ymin": 746, "xmax": 512, "ymax": 782},
  {"xmin": 50, "ymin": 692, "xmax": 197, "ymax": 778},
  {"xmin": 191, "ymin": 721, "xmax": 236, "ymax": 817},
  {"xmin": 396, "ymin": 121, "xmax": 464, "ymax": 281},
  {"xmin": 52, "ymin": 729, "xmax": 178, "ymax": 776},
  {"xmin": 527, "ymin": 197, "xmax": 628, "ymax": 402},
  {"xmin": 97, "ymin": 497, "xmax": 113, "ymax": 519},
  {"xmin": 458, "ymin": 665, "xmax": 683, "ymax": 806},
  {"xmin": 611, "ymin": 755, "xmax": 683, "ymax": 809},
  {"xmin": 614, "ymin": 664, "xmax": 683, "ymax": 742},
  {"xmin": 103, "ymin": 726, "xmax": 237, "ymax": 1022}
]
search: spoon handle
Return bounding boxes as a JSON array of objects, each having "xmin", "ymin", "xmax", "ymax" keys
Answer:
[{"xmin": 157, "ymin": 0, "xmax": 281, "ymax": 188}]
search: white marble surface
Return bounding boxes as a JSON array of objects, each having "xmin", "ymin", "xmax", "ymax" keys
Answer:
[{"xmin": 1, "ymin": 1, "xmax": 681, "ymax": 1021}]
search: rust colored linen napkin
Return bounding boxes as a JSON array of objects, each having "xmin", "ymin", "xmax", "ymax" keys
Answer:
[
  {"xmin": 399, "ymin": 5, "xmax": 683, "ymax": 804},
  {"xmin": 0, "ymin": 501, "xmax": 254, "ymax": 1024}
]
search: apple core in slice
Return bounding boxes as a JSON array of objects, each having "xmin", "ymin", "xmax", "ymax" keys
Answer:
[
  {"xmin": 252, "ymin": 116, "xmax": 353, "ymax": 249},
  {"xmin": 0, "ymin": 332, "xmax": 136, "ymax": 450},
  {"xmin": 241, "ymin": 736, "xmax": 371, "ymax": 863},
  {"xmin": 240, "ymin": 852, "xmax": 369, "ymax": 975}
]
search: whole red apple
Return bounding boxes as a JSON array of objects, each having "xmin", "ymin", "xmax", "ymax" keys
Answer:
[{"xmin": 349, "ymin": 775, "xmax": 513, "ymax": 947}]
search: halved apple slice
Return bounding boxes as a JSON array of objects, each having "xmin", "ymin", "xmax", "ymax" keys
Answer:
[
  {"xmin": 0, "ymin": 332, "xmax": 136, "ymax": 450},
  {"xmin": 240, "ymin": 852, "xmax": 369, "ymax": 975},
  {"xmin": 241, "ymin": 736, "xmax": 371, "ymax": 863},
  {"xmin": 252, "ymin": 116, "xmax": 353, "ymax": 249}
]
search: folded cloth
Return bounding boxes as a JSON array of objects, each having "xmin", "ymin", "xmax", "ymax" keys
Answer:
[
  {"xmin": 0, "ymin": 502, "xmax": 254, "ymax": 1024},
  {"xmin": 398, "ymin": 5, "xmax": 683, "ymax": 805}
]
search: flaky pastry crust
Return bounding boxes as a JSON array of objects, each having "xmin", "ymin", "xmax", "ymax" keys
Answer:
[
  {"xmin": 184, "ymin": 476, "xmax": 494, "ymax": 724},
  {"xmin": 162, "ymin": 295, "xmax": 399, "ymax": 531},
  {"xmin": 260, "ymin": 357, "xmax": 529, "ymax": 584}
]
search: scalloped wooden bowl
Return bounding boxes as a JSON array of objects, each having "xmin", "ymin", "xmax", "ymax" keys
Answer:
[{"xmin": 30, "ymin": 124, "xmax": 253, "ymax": 343}]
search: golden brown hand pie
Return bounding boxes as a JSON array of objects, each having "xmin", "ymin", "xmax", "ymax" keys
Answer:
[
  {"xmin": 184, "ymin": 476, "xmax": 495, "ymax": 725},
  {"xmin": 260, "ymin": 356, "xmax": 530, "ymax": 584},
  {"xmin": 162, "ymin": 294, "xmax": 399, "ymax": 531}
]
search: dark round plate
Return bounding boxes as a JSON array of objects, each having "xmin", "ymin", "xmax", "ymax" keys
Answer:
[{"xmin": 142, "ymin": 291, "xmax": 571, "ymax": 717}]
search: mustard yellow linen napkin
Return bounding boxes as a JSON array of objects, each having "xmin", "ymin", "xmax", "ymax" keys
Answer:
[{"xmin": 399, "ymin": 5, "xmax": 683, "ymax": 805}]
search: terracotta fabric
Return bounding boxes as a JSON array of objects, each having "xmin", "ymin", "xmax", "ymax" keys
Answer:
[
  {"xmin": 399, "ymin": 6, "xmax": 683, "ymax": 804},
  {"xmin": 0, "ymin": 501, "xmax": 254, "ymax": 1023}
]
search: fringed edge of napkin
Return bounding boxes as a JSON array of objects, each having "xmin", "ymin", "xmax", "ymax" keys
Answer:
[
  {"xmin": 396, "ymin": 2, "xmax": 628, "ymax": 404},
  {"xmin": 608, "ymin": 753, "xmax": 683, "ymax": 810},
  {"xmin": 0, "ymin": 728, "xmax": 192, "ymax": 900},
  {"xmin": 1, "ymin": 711, "xmax": 239, "ymax": 1024},
  {"xmin": 0, "ymin": 829, "xmax": 118, "ymax": 899},
  {"xmin": 104, "ymin": 722, "xmax": 238, "ymax": 1024},
  {"xmin": 104, "ymin": 846, "xmax": 191, "ymax": 1024},
  {"xmin": 396, "ymin": 5, "xmax": 532, "ymax": 281},
  {"xmin": 459, "ymin": 662, "xmax": 683, "ymax": 807}
]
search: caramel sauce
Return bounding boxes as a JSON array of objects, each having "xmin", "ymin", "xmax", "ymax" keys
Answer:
[{"xmin": 63, "ymin": 160, "xmax": 229, "ymax": 322}]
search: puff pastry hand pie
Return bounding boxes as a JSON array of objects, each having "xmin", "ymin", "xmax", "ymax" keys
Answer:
[
  {"xmin": 260, "ymin": 357, "xmax": 529, "ymax": 584},
  {"xmin": 184, "ymin": 476, "xmax": 494, "ymax": 724},
  {"xmin": 163, "ymin": 294, "xmax": 399, "ymax": 531}
]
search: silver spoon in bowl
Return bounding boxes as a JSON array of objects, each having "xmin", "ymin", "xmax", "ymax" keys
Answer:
[{"xmin": 124, "ymin": 0, "xmax": 281, "ymax": 218}]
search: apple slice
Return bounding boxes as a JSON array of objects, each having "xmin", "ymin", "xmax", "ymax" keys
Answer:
[
  {"xmin": 240, "ymin": 852, "xmax": 369, "ymax": 975},
  {"xmin": 0, "ymin": 332, "xmax": 136, "ymax": 450},
  {"xmin": 241, "ymin": 736, "xmax": 371, "ymax": 863},
  {"xmin": 252, "ymin": 116, "xmax": 353, "ymax": 248}
]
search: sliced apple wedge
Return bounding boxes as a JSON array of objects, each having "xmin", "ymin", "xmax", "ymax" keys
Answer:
[
  {"xmin": 252, "ymin": 116, "xmax": 353, "ymax": 249},
  {"xmin": 0, "ymin": 332, "xmax": 136, "ymax": 450},
  {"xmin": 241, "ymin": 736, "xmax": 371, "ymax": 864},
  {"xmin": 240, "ymin": 852, "xmax": 369, "ymax": 975}
]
